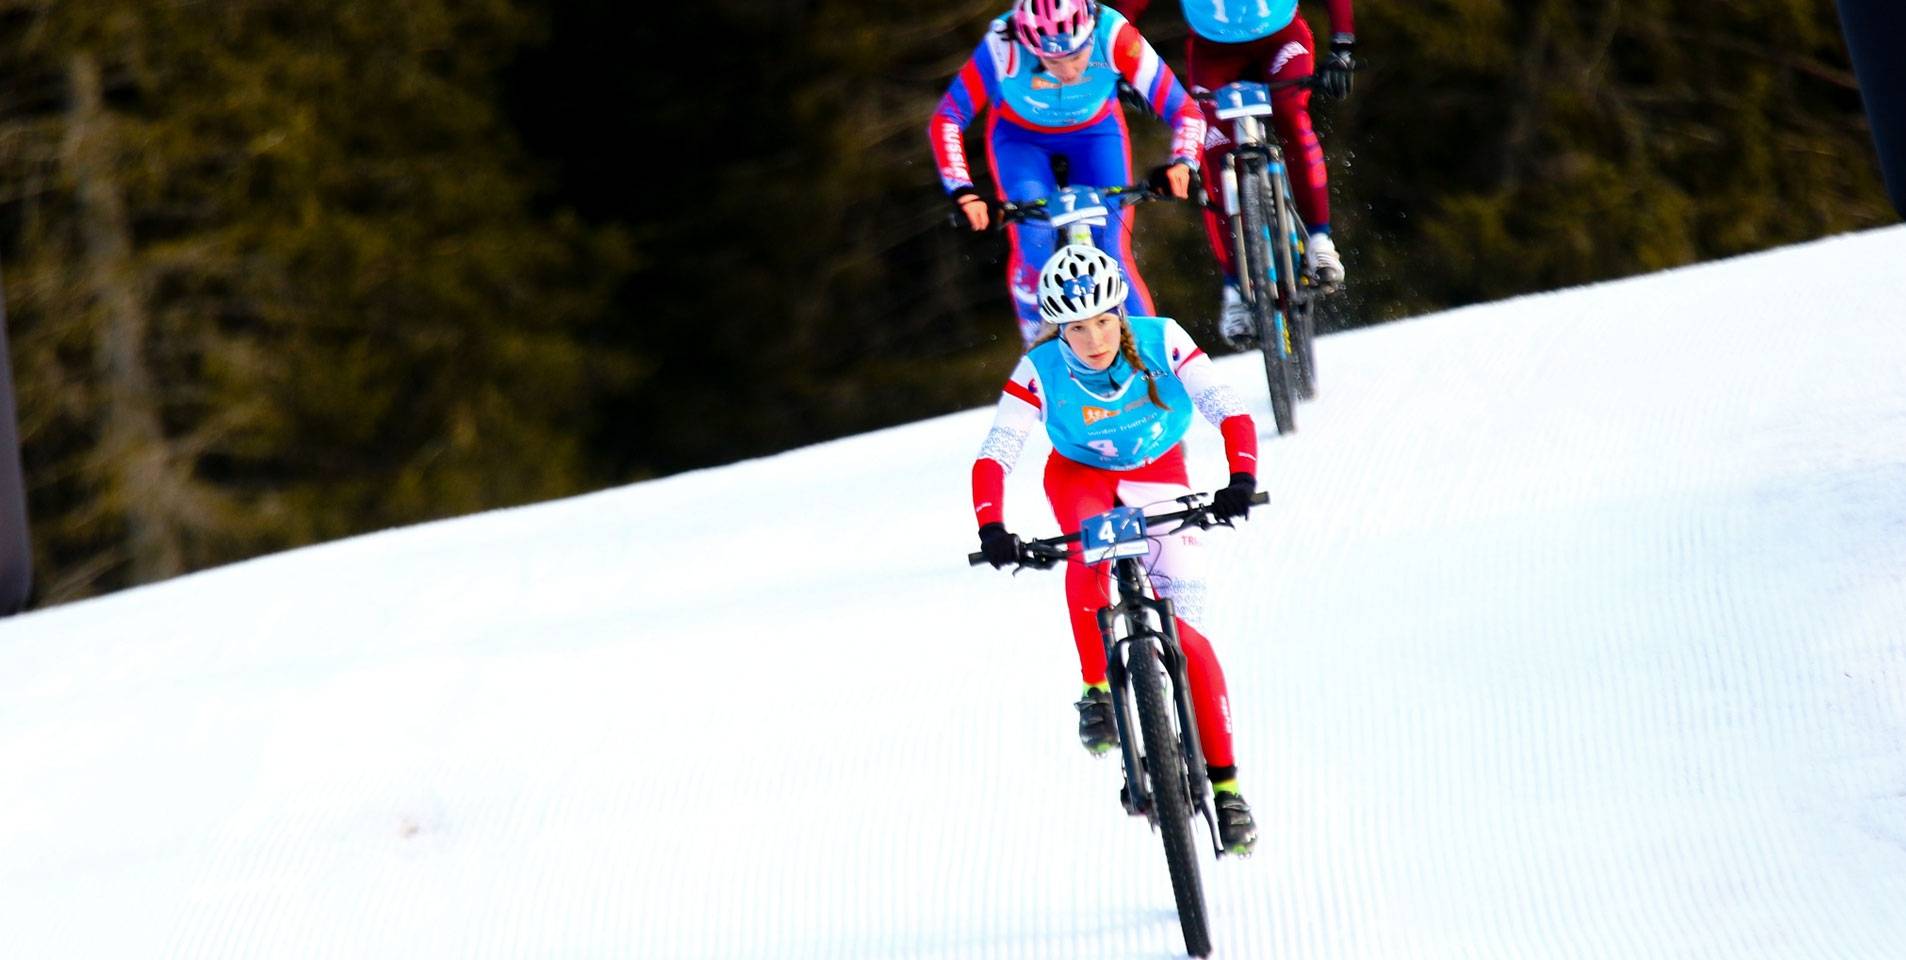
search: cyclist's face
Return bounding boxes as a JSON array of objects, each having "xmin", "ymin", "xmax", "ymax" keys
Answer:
[
  {"xmin": 1062, "ymin": 312, "xmax": 1122, "ymax": 369},
  {"xmin": 1037, "ymin": 45, "xmax": 1092, "ymax": 84}
]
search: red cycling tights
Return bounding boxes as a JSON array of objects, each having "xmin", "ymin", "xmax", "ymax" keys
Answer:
[{"xmin": 1044, "ymin": 448, "xmax": 1236, "ymax": 768}]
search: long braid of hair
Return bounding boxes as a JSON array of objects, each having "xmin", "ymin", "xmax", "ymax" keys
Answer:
[{"xmin": 1119, "ymin": 322, "xmax": 1168, "ymax": 410}]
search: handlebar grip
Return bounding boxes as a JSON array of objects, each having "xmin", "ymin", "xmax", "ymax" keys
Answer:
[
  {"xmin": 967, "ymin": 550, "xmax": 987, "ymax": 566},
  {"xmin": 1250, "ymin": 491, "xmax": 1269, "ymax": 505}
]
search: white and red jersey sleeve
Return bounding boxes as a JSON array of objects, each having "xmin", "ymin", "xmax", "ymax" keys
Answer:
[
  {"xmin": 1109, "ymin": 20, "xmax": 1205, "ymax": 166},
  {"xmin": 1164, "ymin": 319, "xmax": 1259, "ymax": 478},
  {"xmin": 971, "ymin": 355, "xmax": 1046, "ymax": 528}
]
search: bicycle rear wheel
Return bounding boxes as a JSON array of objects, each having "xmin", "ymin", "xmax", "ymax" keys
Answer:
[
  {"xmin": 1236, "ymin": 157, "xmax": 1297, "ymax": 435},
  {"xmin": 1127, "ymin": 632, "xmax": 1212, "ymax": 957}
]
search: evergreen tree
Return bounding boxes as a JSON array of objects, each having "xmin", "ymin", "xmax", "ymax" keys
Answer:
[
  {"xmin": 1325, "ymin": 0, "xmax": 1889, "ymax": 311},
  {"xmin": 0, "ymin": 0, "xmax": 633, "ymax": 602}
]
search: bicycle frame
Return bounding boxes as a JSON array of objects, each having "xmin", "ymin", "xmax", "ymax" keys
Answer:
[{"xmin": 1098, "ymin": 554, "xmax": 1218, "ymax": 846}]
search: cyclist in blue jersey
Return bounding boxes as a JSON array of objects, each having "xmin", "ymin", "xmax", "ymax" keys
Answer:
[
  {"xmin": 1107, "ymin": 0, "xmax": 1357, "ymax": 345},
  {"xmin": 970, "ymin": 244, "xmax": 1260, "ymax": 855},
  {"xmin": 931, "ymin": 0, "xmax": 1207, "ymax": 346}
]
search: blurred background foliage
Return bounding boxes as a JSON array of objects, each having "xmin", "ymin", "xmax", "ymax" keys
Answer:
[{"xmin": 0, "ymin": 0, "xmax": 1890, "ymax": 603}]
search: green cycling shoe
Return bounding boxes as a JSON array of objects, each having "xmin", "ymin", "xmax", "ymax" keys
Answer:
[{"xmin": 1074, "ymin": 685, "xmax": 1116, "ymax": 756}]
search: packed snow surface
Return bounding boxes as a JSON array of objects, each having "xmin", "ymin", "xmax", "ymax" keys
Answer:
[{"xmin": 3, "ymin": 227, "xmax": 1904, "ymax": 958}]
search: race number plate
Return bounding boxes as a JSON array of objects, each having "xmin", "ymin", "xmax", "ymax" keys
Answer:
[
  {"xmin": 1048, "ymin": 186, "xmax": 1110, "ymax": 228},
  {"xmin": 1079, "ymin": 506, "xmax": 1149, "ymax": 565},
  {"xmin": 1213, "ymin": 81, "xmax": 1275, "ymax": 120}
]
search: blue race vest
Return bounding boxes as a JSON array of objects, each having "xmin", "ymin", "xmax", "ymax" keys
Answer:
[
  {"xmin": 1182, "ymin": 0, "xmax": 1298, "ymax": 45},
  {"xmin": 1028, "ymin": 315, "xmax": 1193, "ymax": 470},
  {"xmin": 992, "ymin": 8, "xmax": 1131, "ymax": 128}
]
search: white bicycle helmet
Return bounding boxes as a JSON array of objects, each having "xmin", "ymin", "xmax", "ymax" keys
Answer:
[{"xmin": 1037, "ymin": 244, "xmax": 1129, "ymax": 324}]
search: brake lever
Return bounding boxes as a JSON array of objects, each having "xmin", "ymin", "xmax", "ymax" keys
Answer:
[
  {"xmin": 1013, "ymin": 544, "xmax": 1064, "ymax": 572},
  {"xmin": 1166, "ymin": 512, "xmax": 1233, "ymax": 535},
  {"xmin": 1164, "ymin": 494, "xmax": 1221, "ymax": 534}
]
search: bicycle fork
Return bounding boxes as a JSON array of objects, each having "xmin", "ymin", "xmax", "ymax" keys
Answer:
[
  {"xmin": 1221, "ymin": 147, "xmax": 1295, "ymax": 360},
  {"xmin": 1220, "ymin": 150, "xmax": 1271, "ymax": 303},
  {"xmin": 1098, "ymin": 560, "xmax": 1222, "ymax": 851}
]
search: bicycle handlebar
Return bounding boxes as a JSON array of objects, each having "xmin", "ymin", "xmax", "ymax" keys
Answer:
[
  {"xmin": 966, "ymin": 491, "xmax": 1269, "ymax": 568},
  {"xmin": 1190, "ymin": 64, "xmax": 1368, "ymax": 103},
  {"xmin": 1190, "ymin": 77, "xmax": 1317, "ymax": 102},
  {"xmin": 994, "ymin": 183, "xmax": 1166, "ymax": 227}
]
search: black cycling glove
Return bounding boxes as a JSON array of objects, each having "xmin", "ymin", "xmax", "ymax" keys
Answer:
[
  {"xmin": 978, "ymin": 522, "xmax": 1022, "ymax": 568},
  {"xmin": 1318, "ymin": 34, "xmax": 1356, "ymax": 101},
  {"xmin": 1211, "ymin": 473, "xmax": 1258, "ymax": 521}
]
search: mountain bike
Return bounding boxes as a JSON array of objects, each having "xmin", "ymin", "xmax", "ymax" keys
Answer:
[
  {"xmin": 1202, "ymin": 79, "xmax": 1331, "ymax": 434},
  {"xmin": 967, "ymin": 489, "xmax": 1268, "ymax": 959}
]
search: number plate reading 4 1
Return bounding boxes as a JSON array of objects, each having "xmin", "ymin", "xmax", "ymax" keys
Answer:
[{"xmin": 1080, "ymin": 506, "xmax": 1150, "ymax": 565}]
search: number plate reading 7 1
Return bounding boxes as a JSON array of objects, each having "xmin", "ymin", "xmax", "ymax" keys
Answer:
[
  {"xmin": 1048, "ymin": 186, "xmax": 1110, "ymax": 228},
  {"xmin": 1213, "ymin": 81, "xmax": 1274, "ymax": 120},
  {"xmin": 1079, "ymin": 506, "xmax": 1150, "ymax": 565}
]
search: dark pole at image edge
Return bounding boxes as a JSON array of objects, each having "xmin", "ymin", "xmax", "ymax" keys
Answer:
[
  {"xmin": 1837, "ymin": 0, "xmax": 1906, "ymax": 218},
  {"xmin": 0, "ymin": 265, "xmax": 32, "ymax": 614}
]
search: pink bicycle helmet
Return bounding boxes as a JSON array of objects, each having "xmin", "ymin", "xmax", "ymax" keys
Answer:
[{"xmin": 1012, "ymin": 0, "xmax": 1098, "ymax": 58}]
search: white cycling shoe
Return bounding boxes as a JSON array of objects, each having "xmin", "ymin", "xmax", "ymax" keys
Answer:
[
  {"xmin": 1308, "ymin": 231, "xmax": 1345, "ymax": 287},
  {"xmin": 1218, "ymin": 282, "xmax": 1255, "ymax": 349}
]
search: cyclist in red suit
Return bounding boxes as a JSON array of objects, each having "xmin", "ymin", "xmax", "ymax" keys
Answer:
[
  {"xmin": 973, "ymin": 245, "xmax": 1260, "ymax": 855},
  {"xmin": 1105, "ymin": 1, "xmax": 1357, "ymax": 345}
]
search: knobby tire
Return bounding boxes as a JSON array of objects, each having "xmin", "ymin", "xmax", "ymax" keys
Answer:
[
  {"xmin": 1271, "ymin": 177, "xmax": 1318, "ymax": 400},
  {"xmin": 1127, "ymin": 629, "xmax": 1212, "ymax": 957},
  {"xmin": 1237, "ymin": 158, "xmax": 1297, "ymax": 435}
]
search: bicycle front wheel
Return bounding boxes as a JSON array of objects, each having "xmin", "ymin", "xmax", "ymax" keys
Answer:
[
  {"xmin": 1236, "ymin": 157, "xmax": 1297, "ymax": 435},
  {"xmin": 1272, "ymin": 178, "xmax": 1318, "ymax": 401},
  {"xmin": 1128, "ymin": 633, "xmax": 1212, "ymax": 957}
]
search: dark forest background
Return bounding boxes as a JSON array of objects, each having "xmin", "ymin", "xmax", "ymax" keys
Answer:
[{"xmin": 0, "ymin": 0, "xmax": 1891, "ymax": 605}]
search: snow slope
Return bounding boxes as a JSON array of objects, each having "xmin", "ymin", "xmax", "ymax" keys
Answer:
[{"xmin": 2, "ymin": 227, "xmax": 1904, "ymax": 958}]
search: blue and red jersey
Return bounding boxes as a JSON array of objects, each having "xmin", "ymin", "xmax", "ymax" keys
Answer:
[{"xmin": 930, "ymin": 7, "xmax": 1205, "ymax": 194}]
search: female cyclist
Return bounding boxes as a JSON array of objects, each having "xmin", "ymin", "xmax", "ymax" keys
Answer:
[
  {"xmin": 970, "ymin": 244, "xmax": 1260, "ymax": 854},
  {"xmin": 1106, "ymin": 0, "xmax": 1356, "ymax": 345},
  {"xmin": 930, "ymin": 0, "xmax": 1206, "ymax": 346}
]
